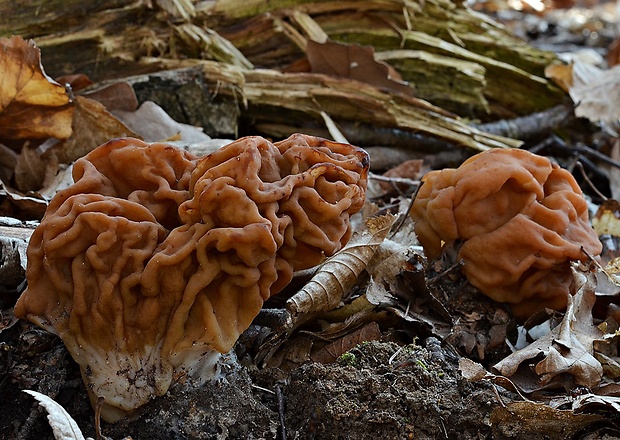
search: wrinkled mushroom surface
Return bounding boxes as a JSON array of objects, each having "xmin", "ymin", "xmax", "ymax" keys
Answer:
[
  {"xmin": 14, "ymin": 134, "xmax": 369, "ymax": 422},
  {"xmin": 410, "ymin": 148, "xmax": 601, "ymax": 320}
]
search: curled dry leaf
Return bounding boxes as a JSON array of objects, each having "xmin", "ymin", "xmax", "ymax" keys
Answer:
[
  {"xmin": 23, "ymin": 390, "xmax": 86, "ymax": 440},
  {"xmin": 493, "ymin": 268, "xmax": 605, "ymax": 389},
  {"xmin": 285, "ymin": 213, "xmax": 396, "ymax": 328},
  {"xmin": 0, "ymin": 36, "xmax": 73, "ymax": 140}
]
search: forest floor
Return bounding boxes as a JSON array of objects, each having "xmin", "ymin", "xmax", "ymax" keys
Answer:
[{"xmin": 2, "ymin": 1, "xmax": 620, "ymax": 439}]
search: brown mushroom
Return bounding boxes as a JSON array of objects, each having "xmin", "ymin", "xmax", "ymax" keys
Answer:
[
  {"xmin": 14, "ymin": 134, "xmax": 369, "ymax": 422},
  {"xmin": 410, "ymin": 148, "xmax": 601, "ymax": 320}
]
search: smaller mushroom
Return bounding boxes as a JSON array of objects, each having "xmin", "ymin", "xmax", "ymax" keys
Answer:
[{"xmin": 410, "ymin": 148, "xmax": 602, "ymax": 319}]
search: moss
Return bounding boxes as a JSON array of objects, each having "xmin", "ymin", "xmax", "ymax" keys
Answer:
[{"xmin": 337, "ymin": 352, "xmax": 357, "ymax": 367}]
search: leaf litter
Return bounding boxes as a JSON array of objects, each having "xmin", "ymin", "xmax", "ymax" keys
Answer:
[{"xmin": 3, "ymin": 4, "xmax": 620, "ymax": 437}]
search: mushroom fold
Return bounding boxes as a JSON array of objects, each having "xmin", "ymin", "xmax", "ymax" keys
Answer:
[
  {"xmin": 14, "ymin": 134, "xmax": 369, "ymax": 422},
  {"xmin": 410, "ymin": 148, "xmax": 601, "ymax": 320}
]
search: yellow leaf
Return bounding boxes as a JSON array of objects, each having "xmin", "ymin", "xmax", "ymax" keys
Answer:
[{"xmin": 0, "ymin": 36, "xmax": 73, "ymax": 140}]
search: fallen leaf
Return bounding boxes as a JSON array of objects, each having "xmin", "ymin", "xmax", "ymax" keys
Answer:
[
  {"xmin": 37, "ymin": 164, "xmax": 74, "ymax": 203},
  {"xmin": 0, "ymin": 180, "xmax": 47, "ymax": 218},
  {"xmin": 311, "ymin": 321, "xmax": 382, "ymax": 364},
  {"xmin": 23, "ymin": 390, "xmax": 86, "ymax": 440},
  {"xmin": 597, "ymin": 382, "xmax": 620, "ymax": 396},
  {"xmin": 262, "ymin": 335, "xmax": 314, "ymax": 371},
  {"xmin": 572, "ymin": 393, "xmax": 620, "ymax": 413},
  {"xmin": 0, "ymin": 36, "xmax": 73, "ymax": 140},
  {"xmin": 14, "ymin": 144, "xmax": 59, "ymax": 192},
  {"xmin": 307, "ymin": 40, "xmax": 413, "ymax": 97},
  {"xmin": 490, "ymin": 400, "xmax": 605, "ymax": 438},
  {"xmin": 113, "ymin": 101, "xmax": 212, "ymax": 143},
  {"xmin": 9, "ymin": 95, "xmax": 138, "ymax": 196},
  {"xmin": 365, "ymin": 277, "xmax": 398, "ymax": 307},
  {"xmin": 383, "ymin": 159, "xmax": 423, "ymax": 180},
  {"xmin": 255, "ymin": 214, "xmax": 397, "ymax": 367},
  {"xmin": 50, "ymin": 95, "xmax": 138, "ymax": 164},
  {"xmin": 458, "ymin": 357, "xmax": 490, "ymax": 382},
  {"xmin": 493, "ymin": 268, "xmax": 605, "ymax": 389},
  {"xmin": 55, "ymin": 74, "xmax": 93, "ymax": 92},
  {"xmin": 82, "ymin": 82, "xmax": 139, "ymax": 112},
  {"xmin": 286, "ymin": 213, "xmax": 396, "ymax": 327},
  {"xmin": 595, "ymin": 351, "xmax": 620, "ymax": 379},
  {"xmin": 569, "ymin": 62, "xmax": 620, "ymax": 131},
  {"xmin": 367, "ymin": 238, "xmax": 417, "ymax": 293},
  {"xmin": 609, "ymin": 37, "xmax": 620, "ymax": 67},
  {"xmin": 0, "ymin": 142, "xmax": 17, "ymax": 183},
  {"xmin": 378, "ymin": 160, "xmax": 423, "ymax": 193}
]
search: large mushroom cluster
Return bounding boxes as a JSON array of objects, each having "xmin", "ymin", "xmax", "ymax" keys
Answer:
[
  {"xmin": 15, "ymin": 134, "xmax": 369, "ymax": 422},
  {"xmin": 410, "ymin": 148, "xmax": 602, "ymax": 320}
]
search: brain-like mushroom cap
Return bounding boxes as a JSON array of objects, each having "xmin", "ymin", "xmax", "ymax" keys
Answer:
[
  {"xmin": 410, "ymin": 148, "xmax": 601, "ymax": 319},
  {"xmin": 14, "ymin": 134, "xmax": 368, "ymax": 422}
]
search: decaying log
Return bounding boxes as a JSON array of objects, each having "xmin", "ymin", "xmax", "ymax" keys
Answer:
[
  {"xmin": 102, "ymin": 61, "xmax": 523, "ymax": 151},
  {"xmin": 0, "ymin": 0, "xmax": 565, "ymax": 123}
]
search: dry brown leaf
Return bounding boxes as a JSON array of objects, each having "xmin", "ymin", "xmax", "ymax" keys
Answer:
[
  {"xmin": 50, "ymin": 95, "xmax": 138, "ymax": 164},
  {"xmin": 490, "ymin": 401, "xmax": 605, "ymax": 438},
  {"xmin": 55, "ymin": 74, "xmax": 93, "ymax": 92},
  {"xmin": 262, "ymin": 335, "xmax": 314, "ymax": 371},
  {"xmin": 608, "ymin": 37, "xmax": 620, "ymax": 67},
  {"xmin": 306, "ymin": 40, "xmax": 413, "ymax": 97},
  {"xmin": 82, "ymin": 82, "xmax": 139, "ymax": 112},
  {"xmin": 311, "ymin": 321, "xmax": 382, "ymax": 364},
  {"xmin": 458, "ymin": 357, "xmax": 490, "ymax": 382},
  {"xmin": 364, "ymin": 278, "xmax": 398, "ymax": 308},
  {"xmin": 493, "ymin": 268, "xmax": 605, "ymax": 389},
  {"xmin": 14, "ymin": 145, "xmax": 59, "ymax": 192},
  {"xmin": 0, "ymin": 143, "xmax": 17, "ymax": 183},
  {"xmin": 285, "ymin": 213, "xmax": 396, "ymax": 327},
  {"xmin": 598, "ymin": 382, "xmax": 620, "ymax": 396},
  {"xmin": 0, "ymin": 36, "xmax": 74, "ymax": 140},
  {"xmin": 0, "ymin": 181, "xmax": 47, "ymax": 218}
]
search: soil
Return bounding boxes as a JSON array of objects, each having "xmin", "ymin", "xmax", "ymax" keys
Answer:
[{"xmin": 0, "ymin": 316, "xmax": 520, "ymax": 440}]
